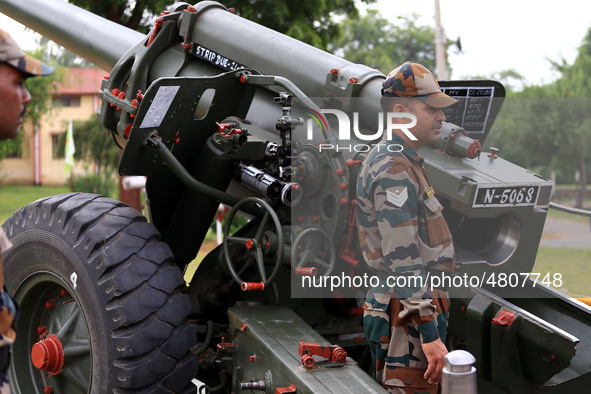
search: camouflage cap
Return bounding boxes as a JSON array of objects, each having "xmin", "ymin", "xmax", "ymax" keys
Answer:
[
  {"xmin": 0, "ymin": 28, "xmax": 54, "ymax": 77},
  {"xmin": 381, "ymin": 61, "xmax": 457, "ymax": 108}
]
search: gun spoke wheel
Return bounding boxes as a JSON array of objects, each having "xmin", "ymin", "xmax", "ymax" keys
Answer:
[
  {"xmin": 292, "ymin": 227, "xmax": 336, "ymax": 276},
  {"xmin": 223, "ymin": 197, "xmax": 283, "ymax": 288},
  {"xmin": 2, "ymin": 193, "xmax": 197, "ymax": 394}
]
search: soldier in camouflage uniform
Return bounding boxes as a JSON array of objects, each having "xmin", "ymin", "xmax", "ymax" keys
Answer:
[
  {"xmin": 356, "ymin": 62, "xmax": 457, "ymax": 394},
  {"xmin": 0, "ymin": 28, "xmax": 54, "ymax": 393}
]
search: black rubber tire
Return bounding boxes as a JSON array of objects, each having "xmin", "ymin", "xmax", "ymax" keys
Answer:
[{"xmin": 1, "ymin": 193, "xmax": 197, "ymax": 393}]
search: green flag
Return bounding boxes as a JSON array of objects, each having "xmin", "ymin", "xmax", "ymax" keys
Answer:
[{"xmin": 64, "ymin": 120, "xmax": 75, "ymax": 174}]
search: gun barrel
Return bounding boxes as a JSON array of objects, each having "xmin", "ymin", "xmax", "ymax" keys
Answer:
[{"xmin": 0, "ymin": 0, "xmax": 143, "ymax": 71}]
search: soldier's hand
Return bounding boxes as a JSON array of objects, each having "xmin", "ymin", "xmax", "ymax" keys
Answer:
[{"xmin": 422, "ymin": 338, "xmax": 448, "ymax": 384}]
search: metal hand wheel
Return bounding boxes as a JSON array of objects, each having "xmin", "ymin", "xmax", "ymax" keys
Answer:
[{"xmin": 223, "ymin": 197, "xmax": 283, "ymax": 290}]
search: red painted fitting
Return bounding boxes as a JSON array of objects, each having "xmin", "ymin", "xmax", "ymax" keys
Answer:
[
  {"xmin": 349, "ymin": 76, "xmax": 359, "ymax": 84},
  {"xmin": 239, "ymin": 75, "xmax": 247, "ymax": 84},
  {"xmin": 276, "ymin": 384, "xmax": 297, "ymax": 394},
  {"xmin": 146, "ymin": 18, "xmax": 163, "ymax": 47},
  {"xmin": 31, "ymin": 335, "xmax": 64, "ymax": 376},
  {"xmin": 44, "ymin": 387, "xmax": 54, "ymax": 394},
  {"xmin": 492, "ymin": 310, "xmax": 517, "ymax": 327},
  {"xmin": 340, "ymin": 182, "xmax": 348, "ymax": 191},
  {"xmin": 341, "ymin": 198, "xmax": 348, "ymax": 206},
  {"xmin": 336, "ymin": 168, "xmax": 345, "ymax": 176},
  {"xmin": 245, "ymin": 239, "xmax": 254, "ymax": 249},
  {"xmin": 345, "ymin": 159, "xmax": 362, "ymax": 167},
  {"xmin": 467, "ymin": 140, "xmax": 482, "ymax": 159},
  {"xmin": 45, "ymin": 300, "xmax": 56, "ymax": 309},
  {"xmin": 249, "ymin": 355, "xmax": 256, "ymax": 362},
  {"xmin": 312, "ymin": 216, "xmax": 318, "ymax": 223},
  {"xmin": 241, "ymin": 282, "xmax": 265, "ymax": 291},
  {"xmin": 301, "ymin": 354, "xmax": 315, "ymax": 368},
  {"xmin": 124, "ymin": 124, "xmax": 133, "ymax": 138},
  {"xmin": 295, "ymin": 267, "xmax": 317, "ymax": 276},
  {"xmin": 330, "ymin": 67, "xmax": 340, "ymax": 75},
  {"xmin": 332, "ymin": 347, "xmax": 347, "ymax": 363},
  {"xmin": 240, "ymin": 322, "xmax": 247, "ymax": 332},
  {"xmin": 186, "ymin": 5, "xmax": 195, "ymax": 12}
]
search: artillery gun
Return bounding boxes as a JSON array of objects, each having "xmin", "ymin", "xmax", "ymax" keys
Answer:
[{"xmin": 1, "ymin": 1, "xmax": 590, "ymax": 393}]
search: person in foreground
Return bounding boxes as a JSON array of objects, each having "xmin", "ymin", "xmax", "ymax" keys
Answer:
[
  {"xmin": 356, "ymin": 61, "xmax": 457, "ymax": 394},
  {"xmin": 0, "ymin": 27, "xmax": 54, "ymax": 393}
]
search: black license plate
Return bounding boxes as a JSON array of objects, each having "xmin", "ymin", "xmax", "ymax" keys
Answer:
[{"xmin": 473, "ymin": 185, "xmax": 539, "ymax": 207}]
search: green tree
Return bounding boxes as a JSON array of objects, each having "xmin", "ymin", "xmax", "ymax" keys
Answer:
[
  {"xmin": 228, "ymin": 0, "xmax": 375, "ymax": 49},
  {"xmin": 330, "ymin": 10, "xmax": 452, "ymax": 74},
  {"xmin": 55, "ymin": 114, "xmax": 120, "ymax": 176},
  {"xmin": 486, "ymin": 27, "xmax": 591, "ymax": 208},
  {"xmin": 70, "ymin": 0, "xmax": 375, "ymax": 48},
  {"xmin": 70, "ymin": 0, "xmax": 171, "ymax": 32}
]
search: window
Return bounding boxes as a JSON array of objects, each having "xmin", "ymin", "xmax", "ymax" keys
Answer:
[
  {"xmin": 52, "ymin": 96, "xmax": 81, "ymax": 107},
  {"xmin": 52, "ymin": 133, "xmax": 63, "ymax": 159}
]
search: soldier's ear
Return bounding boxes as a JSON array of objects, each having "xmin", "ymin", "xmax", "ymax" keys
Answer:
[{"xmin": 391, "ymin": 103, "xmax": 409, "ymax": 113}]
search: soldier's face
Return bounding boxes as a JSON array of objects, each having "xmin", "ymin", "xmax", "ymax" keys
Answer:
[
  {"xmin": 408, "ymin": 100, "xmax": 445, "ymax": 148},
  {"xmin": 0, "ymin": 63, "xmax": 32, "ymax": 141}
]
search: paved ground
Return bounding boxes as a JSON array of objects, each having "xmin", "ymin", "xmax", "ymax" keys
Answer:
[{"xmin": 540, "ymin": 216, "xmax": 591, "ymax": 249}]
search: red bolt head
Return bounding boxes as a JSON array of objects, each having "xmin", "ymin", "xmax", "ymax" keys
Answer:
[
  {"xmin": 45, "ymin": 300, "xmax": 56, "ymax": 309},
  {"xmin": 239, "ymin": 75, "xmax": 247, "ymax": 83},
  {"xmin": 341, "ymin": 198, "xmax": 348, "ymax": 206},
  {"xmin": 124, "ymin": 124, "xmax": 133, "ymax": 138},
  {"xmin": 312, "ymin": 216, "xmax": 318, "ymax": 223},
  {"xmin": 340, "ymin": 182, "xmax": 348, "ymax": 191},
  {"xmin": 249, "ymin": 355, "xmax": 256, "ymax": 362},
  {"xmin": 336, "ymin": 168, "xmax": 345, "ymax": 176}
]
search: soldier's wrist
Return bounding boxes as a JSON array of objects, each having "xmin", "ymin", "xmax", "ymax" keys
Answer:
[{"xmin": 418, "ymin": 320, "xmax": 439, "ymax": 343}]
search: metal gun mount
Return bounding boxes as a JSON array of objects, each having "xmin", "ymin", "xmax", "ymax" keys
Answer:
[{"xmin": 0, "ymin": 0, "xmax": 590, "ymax": 393}]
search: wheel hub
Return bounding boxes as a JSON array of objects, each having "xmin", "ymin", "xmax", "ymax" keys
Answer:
[{"xmin": 31, "ymin": 334, "xmax": 64, "ymax": 375}]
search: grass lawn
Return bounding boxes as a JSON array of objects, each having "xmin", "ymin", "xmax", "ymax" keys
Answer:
[
  {"xmin": 0, "ymin": 185, "xmax": 70, "ymax": 223},
  {"xmin": 533, "ymin": 247, "xmax": 591, "ymax": 297}
]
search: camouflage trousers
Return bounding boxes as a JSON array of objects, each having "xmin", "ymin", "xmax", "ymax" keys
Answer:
[{"xmin": 363, "ymin": 288, "xmax": 449, "ymax": 394}]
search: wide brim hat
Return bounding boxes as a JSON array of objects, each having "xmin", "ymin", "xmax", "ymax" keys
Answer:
[
  {"xmin": 381, "ymin": 61, "xmax": 457, "ymax": 108},
  {"xmin": 0, "ymin": 28, "xmax": 54, "ymax": 77}
]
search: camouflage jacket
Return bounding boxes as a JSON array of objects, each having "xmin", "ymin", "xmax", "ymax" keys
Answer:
[{"xmin": 356, "ymin": 133, "xmax": 455, "ymax": 343}]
